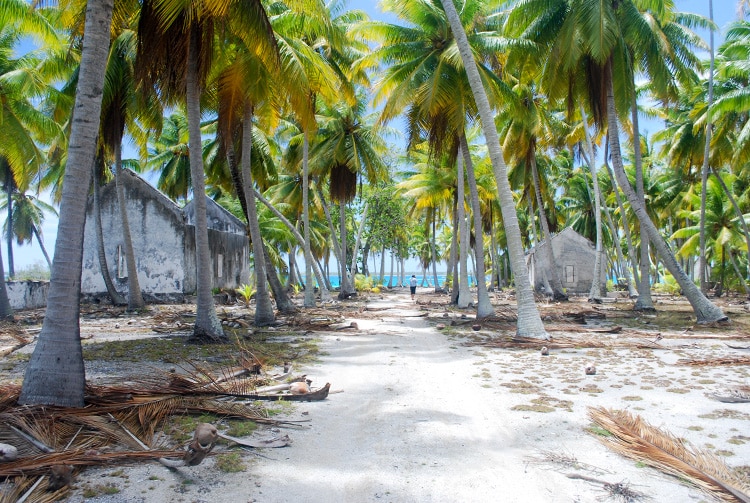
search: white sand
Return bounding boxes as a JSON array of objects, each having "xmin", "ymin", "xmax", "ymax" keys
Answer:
[{"xmin": 64, "ymin": 290, "xmax": 750, "ymax": 502}]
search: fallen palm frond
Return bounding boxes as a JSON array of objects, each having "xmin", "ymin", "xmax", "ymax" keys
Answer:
[
  {"xmin": 471, "ymin": 334, "xmax": 665, "ymax": 351},
  {"xmin": 588, "ymin": 407, "xmax": 750, "ymax": 503},
  {"xmin": 0, "ymin": 449, "xmax": 184, "ymax": 478},
  {"xmin": 676, "ymin": 356, "xmax": 750, "ymax": 367}
]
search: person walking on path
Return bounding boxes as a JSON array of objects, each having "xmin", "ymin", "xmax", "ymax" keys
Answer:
[{"xmin": 410, "ymin": 275, "xmax": 417, "ymax": 301}]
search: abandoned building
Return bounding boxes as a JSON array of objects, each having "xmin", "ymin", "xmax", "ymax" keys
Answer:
[
  {"xmin": 526, "ymin": 227, "xmax": 606, "ymax": 295},
  {"xmin": 81, "ymin": 170, "xmax": 249, "ymax": 302}
]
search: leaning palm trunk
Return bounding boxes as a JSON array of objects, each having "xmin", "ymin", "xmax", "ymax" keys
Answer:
[
  {"xmin": 31, "ymin": 224, "xmax": 52, "ymax": 270},
  {"xmin": 712, "ymin": 167, "xmax": 750, "ymax": 285},
  {"xmin": 600, "ymin": 181, "xmax": 637, "ymax": 298},
  {"xmin": 728, "ymin": 250, "xmax": 750, "ymax": 297},
  {"xmin": 252, "ymin": 188, "xmax": 331, "ymax": 300},
  {"xmin": 442, "ymin": 0, "xmax": 547, "ymax": 338},
  {"xmin": 186, "ymin": 30, "xmax": 224, "ymax": 341},
  {"xmin": 605, "ymin": 66, "xmax": 726, "ymax": 323},
  {"xmin": 460, "ymin": 136, "xmax": 493, "ymax": 317},
  {"xmin": 0, "ymin": 226, "xmax": 10, "ymax": 317},
  {"xmin": 630, "ymin": 94, "xmax": 654, "ymax": 310},
  {"xmin": 530, "ymin": 150, "xmax": 567, "ymax": 301},
  {"xmin": 580, "ymin": 106, "xmax": 606, "ymax": 299},
  {"xmin": 241, "ymin": 105, "xmax": 275, "ymax": 326},
  {"xmin": 114, "ymin": 142, "xmax": 145, "ymax": 310},
  {"xmin": 604, "ymin": 151, "xmax": 640, "ymax": 289},
  {"xmin": 93, "ymin": 168, "xmax": 125, "ymax": 306},
  {"xmin": 19, "ymin": 0, "xmax": 114, "ymax": 407},
  {"xmin": 456, "ymin": 151, "xmax": 471, "ymax": 308}
]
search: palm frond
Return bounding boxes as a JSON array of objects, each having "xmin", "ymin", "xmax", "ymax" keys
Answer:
[{"xmin": 588, "ymin": 407, "xmax": 750, "ymax": 503}]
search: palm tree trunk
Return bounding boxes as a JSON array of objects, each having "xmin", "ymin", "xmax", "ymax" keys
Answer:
[
  {"xmin": 605, "ymin": 63, "xmax": 726, "ymax": 323},
  {"xmin": 728, "ymin": 250, "xmax": 750, "ymax": 297},
  {"xmin": 252, "ymin": 188, "xmax": 330, "ymax": 300},
  {"xmin": 5, "ymin": 170, "xmax": 14, "ymax": 279},
  {"xmin": 441, "ymin": 0, "xmax": 547, "ymax": 338},
  {"xmin": 580, "ymin": 106, "xmax": 606, "ymax": 299},
  {"xmin": 0, "ymin": 241, "xmax": 11, "ymax": 318},
  {"xmin": 186, "ymin": 27, "xmax": 224, "ymax": 341},
  {"xmin": 388, "ymin": 250, "xmax": 394, "ymax": 288},
  {"xmin": 288, "ymin": 244, "xmax": 297, "ymax": 288},
  {"xmin": 19, "ymin": 0, "xmax": 114, "ymax": 407},
  {"xmin": 302, "ymin": 128, "xmax": 315, "ymax": 307},
  {"xmin": 456, "ymin": 151, "xmax": 471, "ymax": 308},
  {"xmin": 630, "ymin": 95, "xmax": 654, "ymax": 310},
  {"xmin": 379, "ymin": 248, "xmax": 385, "ymax": 286},
  {"xmin": 114, "ymin": 142, "xmax": 145, "ymax": 310},
  {"xmin": 604, "ymin": 149, "xmax": 640, "ymax": 288},
  {"xmin": 350, "ymin": 200, "xmax": 369, "ymax": 275},
  {"xmin": 489, "ymin": 208, "xmax": 500, "ymax": 290},
  {"xmin": 712, "ymin": 167, "xmax": 750, "ymax": 282},
  {"xmin": 699, "ymin": 0, "xmax": 716, "ymax": 294},
  {"xmin": 449, "ymin": 200, "xmax": 459, "ymax": 303},
  {"xmin": 430, "ymin": 213, "xmax": 440, "ymax": 292},
  {"xmin": 529, "ymin": 149, "xmax": 567, "ymax": 300},
  {"xmin": 241, "ymin": 104, "xmax": 275, "ymax": 325},
  {"xmin": 262, "ymin": 242, "xmax": 296, "ymax": 314},
  {"xmin": 31, "ymin": 224, "xmax": 52, "ymax": 271},
  {"xmin": 93, "ymin": 168, "xmax": 125, "ymax": 305},
  {"xmin": 339, "ymin": 204, "xmax": 355, "ymax": 298},
  {"xmin": 459, "ymin": 136, "xmax": 493, "ymax": 316},
  {"xmin": 600, "ymin": 182, "xmax": 637, "ymax": 297}
]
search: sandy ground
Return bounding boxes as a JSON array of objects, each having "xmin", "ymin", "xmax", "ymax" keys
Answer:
[{"xmin": 6, "ymin": 289, "xmax": 750, "ymax": 502}]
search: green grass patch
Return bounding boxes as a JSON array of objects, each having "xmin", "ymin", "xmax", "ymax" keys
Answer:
[{"xmin": 215, "ymin": 452, "xmax": 247, "ymax": 473}]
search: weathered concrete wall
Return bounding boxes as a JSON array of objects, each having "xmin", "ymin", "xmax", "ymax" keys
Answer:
[
  {"xmin": 183, "ymin": 226, "xmax": 250, "ymax": 293},
  {"xmin": 82, "ymin": 171, "xmax": 250, "ymax": 299},
  {"xmin": 6, "ymin": 280, "xmax": 49, "ymax": 309},
  {"xmin": 183, "ymin": 198, "xmax": 250, "ymax": 293},
  {"xmin": 528, "ymin": 227, "xmax": 606, "ymax": 294},
  {"xmin": 81, "ymin": 170, "xmax": 187, "ymax": 300}
]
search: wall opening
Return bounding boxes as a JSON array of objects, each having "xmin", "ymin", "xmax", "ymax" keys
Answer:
[
  {"xmin": 117, "ymin": 245, "xmax": 127, "ymax": 278},
  {"xmin": 565, "ymin": 265, "xmax": 575, "ymax": 284}
]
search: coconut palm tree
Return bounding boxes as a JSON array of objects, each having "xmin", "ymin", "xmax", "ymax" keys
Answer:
[
  {"xmin": 20, "ymin": 0, "xmax": 115, "ymax": 407},
  {"xmin": 441, "ymin": 0, "xmax": 547, "ymax": 337},
  {"xmin": 510, "ymin": 0, "xmax": 726, "ymax": 323},
  {"xmin": 310, "ymin": 94, "xmax": 388, "ymax": 299},
  {"xmin": 136, "ymin": 0, "xmax": 284, "ymax": 339}
]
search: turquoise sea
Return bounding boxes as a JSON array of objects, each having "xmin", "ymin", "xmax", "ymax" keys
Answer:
[{"xmin": 325, "ymin": 274, "xmax": 478, "ymax": 288}]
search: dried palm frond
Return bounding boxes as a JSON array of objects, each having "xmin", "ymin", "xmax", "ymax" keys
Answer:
[
  {"xmin": 676, "ymin": 356, "xmax": 750, "ymax": 367},
  {"xmin": 0, "ymin": 476, "xmax": 67, "ymax": 503},
  {"xmin": 473, "ymin": 335, "xmax": 664, "ymax": 351},
  {"xmin": 0, "ymin": 449, "xmax": 184, "ymax": 477},
  {"xmin": 588, "ymin": 407, "xmax": 750, "ymax": 503}
]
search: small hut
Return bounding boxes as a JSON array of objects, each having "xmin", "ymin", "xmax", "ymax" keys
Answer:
[{"xmin": 526, "ymin": 227, "xmax": 606, "ymax": 295}]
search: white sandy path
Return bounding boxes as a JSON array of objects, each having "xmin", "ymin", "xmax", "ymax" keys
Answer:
[
  {"xmin": 243, "ymin": 291, "xmax": 700, "ymax": 503},
  {"xmin": 66, "ymin": 291, "xmax": 749, "ymax": 503}
]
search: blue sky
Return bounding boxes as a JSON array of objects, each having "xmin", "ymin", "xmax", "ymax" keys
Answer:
[{"xmin": 7, "ymin": 0, "xmax": 741, "ymax": 273}]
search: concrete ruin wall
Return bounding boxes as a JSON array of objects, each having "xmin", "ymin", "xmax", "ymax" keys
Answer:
[
  {"xmin": 6, "ymin": 280, "xmax": 49, "ymax": 310},
  {"xmin": 81, "ymin": 171, "xmax": 188, "ymax": 302}
]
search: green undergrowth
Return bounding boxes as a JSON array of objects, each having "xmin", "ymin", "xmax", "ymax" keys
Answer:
[{"xmin": 81, "ymin": 335, "xmax": 320, "ymax": 368}]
